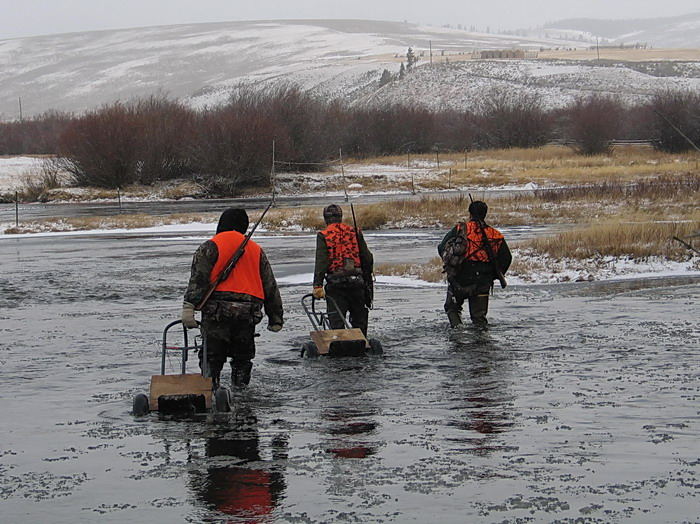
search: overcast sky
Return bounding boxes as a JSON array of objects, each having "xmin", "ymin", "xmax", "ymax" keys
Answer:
[{"xmin": 1, "ymin": 0, "xmax": 698, "ymax": 39}]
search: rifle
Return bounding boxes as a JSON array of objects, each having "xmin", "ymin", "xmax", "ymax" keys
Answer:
[
  {"xmin": 350, "ymin": 203, "xmax": 374, "ymax": 309},
  {"xmin": 469, "ymin": 194, "xmax": 507, "ymax": 289},
  {"xmin": 196, "ymin": 201, "xmax": 273, "ymax": 310}
]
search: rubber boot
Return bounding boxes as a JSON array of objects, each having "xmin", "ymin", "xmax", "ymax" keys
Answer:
[
  {"xmin": 447, "ymin": 311, "xmax": 463, "ymax": 328},
  {"xmin": 231, "ymin": 360, "xmax": 253, "ymax": 388}
]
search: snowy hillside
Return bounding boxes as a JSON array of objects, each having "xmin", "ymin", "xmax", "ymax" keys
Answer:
[
  {"xmin": 1, "ymin": 18, "xmax": 699, "ymax": 120},
  {"xmin": 364, "ymin": 60, "xmax": 700, "ymax": 112},
  {"xmin": 0, "ymin": 19, "xmax": 590, "ymax": 119}
]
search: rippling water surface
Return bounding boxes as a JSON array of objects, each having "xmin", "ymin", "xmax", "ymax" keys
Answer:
[{"xmin": 0, "ymin": 230, "xmax": 698, "ymax": 523}]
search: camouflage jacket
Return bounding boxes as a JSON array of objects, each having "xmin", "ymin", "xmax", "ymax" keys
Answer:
[{"xmin": 184, "ymin": 240, "xmax": 284, "ymax": 326}]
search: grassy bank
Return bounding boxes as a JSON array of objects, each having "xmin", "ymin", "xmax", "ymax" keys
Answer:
[
  {"xmin": 9, "ymin": 145, "xmax": 699, "ymax": 203},
  {"xmin": 376, "ymin": 220, "xmax": 700, "ymax": 284}
]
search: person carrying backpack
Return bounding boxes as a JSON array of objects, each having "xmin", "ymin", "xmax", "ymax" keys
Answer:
[
  {"xmin": 438, "ymin": 200, "xmax": 512, "ymax": 328},
  {"xmin": 312, "ymin": 204, "xmax": 374, "ymax": 335}
]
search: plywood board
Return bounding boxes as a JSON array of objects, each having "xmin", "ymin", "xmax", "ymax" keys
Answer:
[
  {"xmin": 310, "ymin": 328, "xmax": 367, "ymax": 355},
  {"xmin": 150, "ymin": 374, "xmax": 212, "ymax": 411}
]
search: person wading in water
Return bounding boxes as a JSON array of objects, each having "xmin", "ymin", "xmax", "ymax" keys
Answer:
[
  {"xmin": 438, "ymin": 200, "xmax": 512, "ymax": 328},
  {"xmin": 312, "ymin": 204, "xmax": 374, "ymax": 335},
  {"xmin": 182, "ymin": 208, "xmax": 284, "ymax": 388}
]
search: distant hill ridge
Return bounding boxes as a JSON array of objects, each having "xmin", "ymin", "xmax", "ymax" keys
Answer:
[{"xmin": 544, "ymin": 12, "xmax": 700, "ymax": 47}]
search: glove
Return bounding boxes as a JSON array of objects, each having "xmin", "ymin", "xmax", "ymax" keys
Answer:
[
  {"xmin": 181, "ymin": 301, "xmax": 198, "ymax": 329},
  {"xmin": 312, "ymin": 286, "xmax": 325, "ymax": 299},
  {"xmin": 267, "ymin": 323, "xmax": 283, "ymax": 332}
]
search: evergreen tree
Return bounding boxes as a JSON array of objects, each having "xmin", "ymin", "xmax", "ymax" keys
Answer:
[
  {"xmin": 406, "ymin": 47, "xmax": 417, "ymax": 71},
  {"xmin": 399, "ymin": 62, "xmax": 405, "ymax": 79},
  {"xmin": 379, "ymin": 69, "xmax": 393, "ymax": 87}
]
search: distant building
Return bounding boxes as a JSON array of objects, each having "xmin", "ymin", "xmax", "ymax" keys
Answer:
[{"xmin": 473, "ymin": 49, "xmax": 535, "ymax": 59}]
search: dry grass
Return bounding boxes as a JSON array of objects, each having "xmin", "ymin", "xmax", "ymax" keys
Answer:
[
  {"xmin": 518, "ymin": 220, "xmax": 700, "ymax": 261},
  {"xmin": 375, "ymin": 220, "xmax": 699, "ymax": 283},
  {"xmin": 263, "ymin": 173, "xmax": 700, "ymax": 232},
  {"xmin": 344, "ymin": 146, "xmax": 699, "ymax": 193},
  {"xmin": 376, "ymin": 256, "xmax": 444, "ymax": 283}
]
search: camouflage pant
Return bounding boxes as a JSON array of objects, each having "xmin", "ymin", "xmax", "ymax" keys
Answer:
[
  {"xmin": 326, "ymin": 285, "xmax": 369, "ymax": 336},
  {"xmin": 200, "ymin": 316, "xmax": 256, "ymax": 380},
  {"xmin": 444, "ymin": 285, "xmax": 490, "ymax": 325}
]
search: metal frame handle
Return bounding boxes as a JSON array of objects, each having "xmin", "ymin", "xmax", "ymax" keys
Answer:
[{"xmin": 161, "ymin": 320, "xmax": 204, "ymax": 376}]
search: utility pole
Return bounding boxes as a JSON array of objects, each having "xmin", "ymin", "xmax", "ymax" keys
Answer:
[
  {"xmin": 429, "ymin": 40, "xmax": 433, "ymax": 66},
  {"xmin": 18, "ymin": 97, "xmax": 22, "ymax": 121},
  {"xmin": 339, "ymin": 147, "xmax": 348, "ymax": 202},
  {"xmin": 270, "ymin": 140, "xmax": 276, "ymax": 205},
  {"xmin": 596, "ymin": 37, "xmax": 600, "ymax": 62}
]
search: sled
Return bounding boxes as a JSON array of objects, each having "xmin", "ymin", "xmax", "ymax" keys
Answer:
[
  {"xmin": 132, "ymin": 320, "xmax": 232, "ymax": 416},
  {"xmin": 299, "ymin": 294, "xmax": 383, "ymax": 358}
]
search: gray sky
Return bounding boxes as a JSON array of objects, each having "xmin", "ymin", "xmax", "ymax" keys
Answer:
[{"xmin": 1, "ymin": 0, "xmax": 698, "ymax": 39}]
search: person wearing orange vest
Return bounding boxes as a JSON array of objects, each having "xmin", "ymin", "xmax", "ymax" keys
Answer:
[
  {"xmin": 438, "ymin": 200, "xmax": 512, "ymax": 328},
  {"xmin": 313, "ymin": 204, "xmax": 374, "ymax": 335},
  {"xmin": 181, "ymin": 208, "xmax": 283, "ymax": 388}
]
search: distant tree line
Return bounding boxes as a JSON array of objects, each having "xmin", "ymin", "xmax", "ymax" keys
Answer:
[{"xmin": 0, "ymin": 87, "xmax": 698, "ymax": 195}]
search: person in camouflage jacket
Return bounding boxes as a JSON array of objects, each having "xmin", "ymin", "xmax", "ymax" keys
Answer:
[
  {"xmin": 182, "ymin": 208, "xmax": 283, "ymax": 388},
  {"xmin": 438, "ymin": 200, "xmax": 512, "ymax": 328},
  {"xmin": 313, "ymin": 204, "xmax": 373, "ymax": 335}
]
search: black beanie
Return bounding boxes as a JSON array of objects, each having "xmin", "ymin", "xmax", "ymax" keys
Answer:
[
  {"xmin": 217, "ymin": 208, "xmax": 249, "ymax": 234},
  {"xmin": 323, "ymin": 204, "xmax": 343, "ymax": 224},
  {"xmin": 468, "ymin": 200, "xmax": 488, "ymax": 220}
]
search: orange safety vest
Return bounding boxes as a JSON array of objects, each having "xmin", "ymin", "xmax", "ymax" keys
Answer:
[
  {"xmin": 458, "ymin": 221, "xmax": 504, "ymax": 263},
  {"xmin": 209, "ymin": 231, "xmax": 265, "ymax": 300},
  {"xmin": 320, "ymin": 222, "xmax": 361, "ymax": 272}
]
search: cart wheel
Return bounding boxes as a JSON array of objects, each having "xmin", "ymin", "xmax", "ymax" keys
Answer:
[
  {"xmin": 132, "ymin": 393, "xmax": 149, "ymax": 416},
  {"xmin": 301, "ymin": 342, "xmax": 319, "ymax": 358},
  {"xmin": 214, "ymin": 387, "xmax": 231, "ymax": 413},
  {"xmin": 367, "ymin": 338, "xmax": 383, "ymax": 355}
]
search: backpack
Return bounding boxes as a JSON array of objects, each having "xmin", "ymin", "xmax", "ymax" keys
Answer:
[{"xmin": 441, "ymin": 224, "xmax": 468, "ymax": 280}]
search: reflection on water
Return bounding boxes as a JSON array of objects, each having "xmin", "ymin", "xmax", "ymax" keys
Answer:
[
  {"xmin": 322, "ymin": 407, "xmax": 379, "ymax": 459},
  {"xmin": 443, "ymin": 330, "xmax": 516, "ymax": 455},
  {"xmin": 187, "ymin": 409, "xmax": 287, "ymax": 522}
]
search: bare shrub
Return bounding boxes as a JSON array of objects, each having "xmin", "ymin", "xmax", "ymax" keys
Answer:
[
  {"xmin": 563, "ymin": 96, "xmax": 623, "ymax": 155},
  {"xmin": 134, "ymin": 95, "xmax": 195, "ymax": 183},
  {"xmin": 19, "ymin": 162, "xmax": 64, "ymax": 202},
  {"xmin": 0, "ymin": 111, "xmax": 72, "ymax": 155},
  {"xmin": 647, "ymin": 89, "xmax": 700, "ymax": 153},
  {"xmin": 59, "ymin": 102, "xmax": 142, "ymax": 188},
  {"xmin": 474, "ymin": 89, "xmax": 552, "ymax": 149},
  {"xmin": 192, "ymin": 93, "xmax": 285, "ymax": 196}
]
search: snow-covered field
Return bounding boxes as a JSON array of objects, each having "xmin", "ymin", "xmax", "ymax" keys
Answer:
[{"xmin": 0, "ymin": 156, "xmax": 43, "ymax": 192}]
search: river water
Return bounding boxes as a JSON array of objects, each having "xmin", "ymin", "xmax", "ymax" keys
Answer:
[{"xmin": 0, "ymin": 228, "xmax": 698, "ymax": 523}]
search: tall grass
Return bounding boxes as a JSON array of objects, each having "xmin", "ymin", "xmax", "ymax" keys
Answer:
[{"xmin": 521, "ymin": 221, "xmax": 699, "ymax": 260}]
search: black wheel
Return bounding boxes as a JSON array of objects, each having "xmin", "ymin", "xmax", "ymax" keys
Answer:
[
  {"xmin": 367, "ymin": 338, "xmax": 383, "ymax": 355},
  {"xmin": 214, "ymin": 387, "xmax": 231, "ymax": 413},
  {"xmin": 132, "ymin": 393, "xmax": 149, "ymax": 416},
  {"xmin": 301, "ymin": 341, "xmax": 319, "ymax": 358}
]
